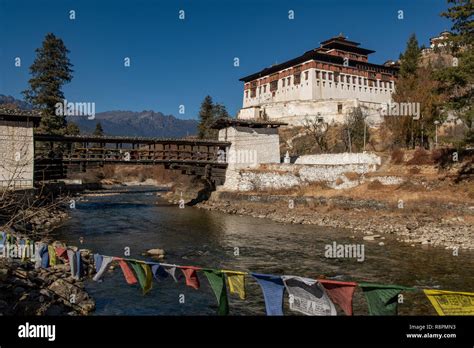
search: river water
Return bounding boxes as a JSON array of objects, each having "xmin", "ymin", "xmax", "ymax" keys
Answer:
[{"xmin": 54, "ymin": 187, "xmax": 474, "ymax": 315}]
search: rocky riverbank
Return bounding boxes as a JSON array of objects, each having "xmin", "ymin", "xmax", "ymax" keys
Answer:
[
  {"xmin": 196, "ymin": 192, "xmax": 474, "ymax": 250},
  {"xmin": 0, "ymin": 256, "xmax": 95, "ymax": 315},
  {"xmin": 1, "ymin": 195, "xmax": 96, "ymax": 316}
]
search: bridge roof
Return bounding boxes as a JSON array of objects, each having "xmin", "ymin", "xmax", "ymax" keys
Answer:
[
  {"xmin": 35, "ymin": 134, "xmax": 231, "ymax": 146},
  {"xmin": 211, "ymin": 117, "xmax": 287, "ymax": 129}
]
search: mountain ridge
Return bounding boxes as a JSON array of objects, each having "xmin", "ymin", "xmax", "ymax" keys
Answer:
[{"xmin": 0, "ymin": 95, "xmax": 198, "ymax": 138}]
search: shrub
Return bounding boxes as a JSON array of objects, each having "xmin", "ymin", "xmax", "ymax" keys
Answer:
[
  {"xmin": 367, "ymin": 180, "xmax": 384, "ymax": 190},
  {"xmin": 391, "ymin": 149, "xmax": 405, "ymax": 164},
  {"xmin": 407, "ymin": 148, "xmax": 434, "ymax": 165},
  {"xmin": 343, "ymin": 172, "xmax": 360, "ymax": 181}
]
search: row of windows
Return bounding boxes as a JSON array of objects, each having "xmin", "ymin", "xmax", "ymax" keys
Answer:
[{"xmin": 245, "ymin": 69, "xmax": 393, "ymax": 98}]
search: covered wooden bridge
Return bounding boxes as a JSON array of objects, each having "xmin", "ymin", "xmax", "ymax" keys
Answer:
[{"xmin": 34, "ymin": 134, "xmax": 231, "ymax": 185}]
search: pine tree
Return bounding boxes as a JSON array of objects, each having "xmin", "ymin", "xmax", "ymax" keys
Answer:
[
  {"xmin": 398, "ymin": 34, "xmax": 421, "ymax": 78},
  {"xmin": 66, "ymin": 122, "xmax": 81, "ymax": 135},
  {"xmin": 436, "ymin": 0, "xmax": 474, "ymax": 144},
  {"xmin": 197, "ymin": 95, "xmax": 215, "ymax": 139},
  {"xmin": 93, "ymin": 122, "xmax": 104, "ymax": 136},
  {"xmin": 23, "ymin": 33, "xmax": 74, "ymax": 135}
]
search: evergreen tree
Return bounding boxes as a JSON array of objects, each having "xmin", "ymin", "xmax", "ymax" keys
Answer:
[
  {"xmin": 213, "ymin": 103, "xmax": 230, "ymax": 119},
  {"xmin": 197, "ymin": 95, "xmax": 218, "ymax": 139},
  {"xmin": 398, "ymin": 34, "xmax": 421, "ymax": 78},
  {"xmin": 66, "ymin": 122, "xmax": 81, "ymax": 135},
  {"xmin": 23, "ymin": 33, "xmax": 73, "ymax": 135},
  {"xmin": 93, "ymin": 122, "xmax": 104, "ymax": 136},
  {"xmin": 436, "ymin": 0, "xmax": 474, "ymax": 144},
  {"xmin": 387, "ymin": 34, "xmax": 443, "ymax": 148}
]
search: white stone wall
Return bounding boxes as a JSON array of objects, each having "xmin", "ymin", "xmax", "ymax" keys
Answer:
[
  {"xmin": 218, "ymin": 126, "xmax": 280, "ymax": 169},
  {"xmin": 295, "ymin": 152, "xmax": 381, "ymax": 166},
  {"xmin": 238, "ymin": 99, "xmax": 385, "ymax": 126},
  {"xmin": 227, "ymin": 163, "xmax": 373, "ymax": 191},
  {"xmin": 0, "ymin": 123, "xmax": 35, "ymax": 189},
  {"xmin": 220, "ymin": 152, "xmax": 384, "ymax": 192}
]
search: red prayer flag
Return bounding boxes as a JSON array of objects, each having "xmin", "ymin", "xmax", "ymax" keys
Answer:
[
  {"xmin": 114, "ymin": 257, "xmax": 138, "ymax": 285},
  {"xmin": 180, "ymin": 266, "xmax": 201, "ymax": 289},
  {"xmin": 319, "ymin": 279, "xmax": 357, "ymax": 316},
  {"xmin": 55, "ymin": 247, "xmax": 68, "ymax": 260}
]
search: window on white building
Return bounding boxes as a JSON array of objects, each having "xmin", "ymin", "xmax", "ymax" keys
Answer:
[
  {"xmin": 305, "ymin": 71, "xmax": 309, "ymax": 80},
  {"xmin": 282, "ymin": 79, "xmax": 285, "ymax": 87},
  {"xmin": 294, "ymin": 73, "xmax": 301, "ymax": 84},
  {"xmin": 316, "ymin": 71, "xmax": 320, "ymax": 79},
  {"xmin": 322, "ymin": 72, "xmax": 326, "ymax": 80},
  {"xmin": 337, "ymin": 103, "xmax": 343, "ymax": 114},
  {"xmin": 270, "ymin": 80, "xmax": 278, "ymax": 91}
]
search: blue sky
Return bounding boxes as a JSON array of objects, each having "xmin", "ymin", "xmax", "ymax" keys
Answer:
[{"xmin": 0, "ymin": 0, "xmax": 452, "ymax": 119}]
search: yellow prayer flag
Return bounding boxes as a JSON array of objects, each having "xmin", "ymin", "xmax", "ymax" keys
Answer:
[
  {"xmin": 424, "ymin": 289, "xmax": 474, "ymax": 315},
  {"xmin": 223, "ymin": 270, "xmax": 247, "ymax": 300},
  {"xmin": 141, "ymin": 263, "xmax": 153, "ymax": 295},
  {"xmin": 48, "ymin": 245, "xmax": 57, "ymax": 266}
]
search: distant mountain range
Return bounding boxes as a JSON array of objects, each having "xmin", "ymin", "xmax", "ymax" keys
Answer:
[{"xmin": 0, "ymin": 95, "xmax": 198, "ymax": 138}]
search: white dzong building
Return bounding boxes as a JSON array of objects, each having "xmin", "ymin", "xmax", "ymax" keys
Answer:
[{"xmin": 237, "ymin": 35, "xmax": 398, "ymax": 126}]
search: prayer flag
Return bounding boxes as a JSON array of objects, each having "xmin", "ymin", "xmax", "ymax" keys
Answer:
[
  {"xmin": 56, "ymin": 247, "xmax": 68, "ymax": 261},
  {"xmin": 203, "ymin": 270, "xmax": 229, "ymax": 315},
  {"xmin": 131, "ymin": 262, "xmax": 153, "ymax": 295},
  {"xmin": 251, "ymin": 273, "xmax": 285, "ymax": 316},
  {"xmin": 180, "ymin": 266, "xmax": 201, "ymax": 289},
  {"xmin": 223, "ymin": 270, "xmax": 246, "ymax": 300},
  {"xmin": 92, "ymin": 255, "xmax": 113, "ymax": 281},
  {"xmin": 282, "ymin": 276, "xmax": 336, "ymax": 316},
  {"xmin": 424, "ymin": 290, "xmax": 474, "ymax": 316},
  {"xmin": 93, "ymin": 254, "xmax": 103, "ymax": 273},
  {"xmin": 319, "ymin": 279, "xmax": 357, "ymax": 316},
  {"xmin": 40, "ymin": 244, "xmax": 49, "ymax": 268},
  {"xmin": 115, "ymin": 258, "xmax": 138, "ymax": 285},
  {"xmin": 48, "ymin": 245, "xmax": 57, "ymax": 266},
  {"xmin": 67, "ymin": 249, "xmax": 76, "ymax": 276},
  {"xmin": 74, "ymin": 251, "xmax": 82, "ymax": 279},
  {"xmin": 151, "ymin": 264, "xmax": 178, "ymax": 282},
  {"xmin": 359, "ymin": 282, "xmax": 414, "ymax": 315}
]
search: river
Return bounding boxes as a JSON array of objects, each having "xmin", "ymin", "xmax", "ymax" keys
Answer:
[{"xmin": 54, "ymin": 187, "xmax": 474, "ymax": 315}]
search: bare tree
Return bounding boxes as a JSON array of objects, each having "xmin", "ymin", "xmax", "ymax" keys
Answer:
[
  {"xmin": 341, "ymin": 107, "xmax": 369, "ymax": 152},
  {"xmin": 302, "ymin": 116, "xmax": 330, "ymax": 152}
]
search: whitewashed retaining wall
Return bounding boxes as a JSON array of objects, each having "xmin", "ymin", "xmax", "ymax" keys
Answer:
[{"xmin": 219, "ymin": 152, "xmax": 395, "ymax": 192}]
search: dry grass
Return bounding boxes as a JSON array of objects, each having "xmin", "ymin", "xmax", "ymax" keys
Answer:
[
  {"xmin": 343, "ymin": 171, "xmax": 360, "ymax": 181},
  {"xmin": 391, "ymin": 148, "xmax": 405, "ymax": 164},
  {"xmin": 367, "ymin": 180, "xmax": 384, "ymax": 190}
]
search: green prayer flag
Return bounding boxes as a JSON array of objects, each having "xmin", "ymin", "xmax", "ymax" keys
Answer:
[
  {"xmin": 203, "ymin": 270, "xmax": 229, "ymax": 315},
  {"xmin": 131, "ymin": 262, "xmax": 153, "ymax": 295},
  {"xmin": 359, "ymin": 282, "xmax": 414, "ymax": 315}
]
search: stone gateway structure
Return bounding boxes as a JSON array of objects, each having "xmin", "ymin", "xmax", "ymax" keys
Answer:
[
  {"xmin": 212, "ymin": 118, "xmax": 286, "ymax": 169},
  {"xmin": 238, "ymin": 35, "xmax": 398, "ymax": 126},
  {"xmin": 0, "ymin": 108, "xmax": 40, "ymax": 189}
]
